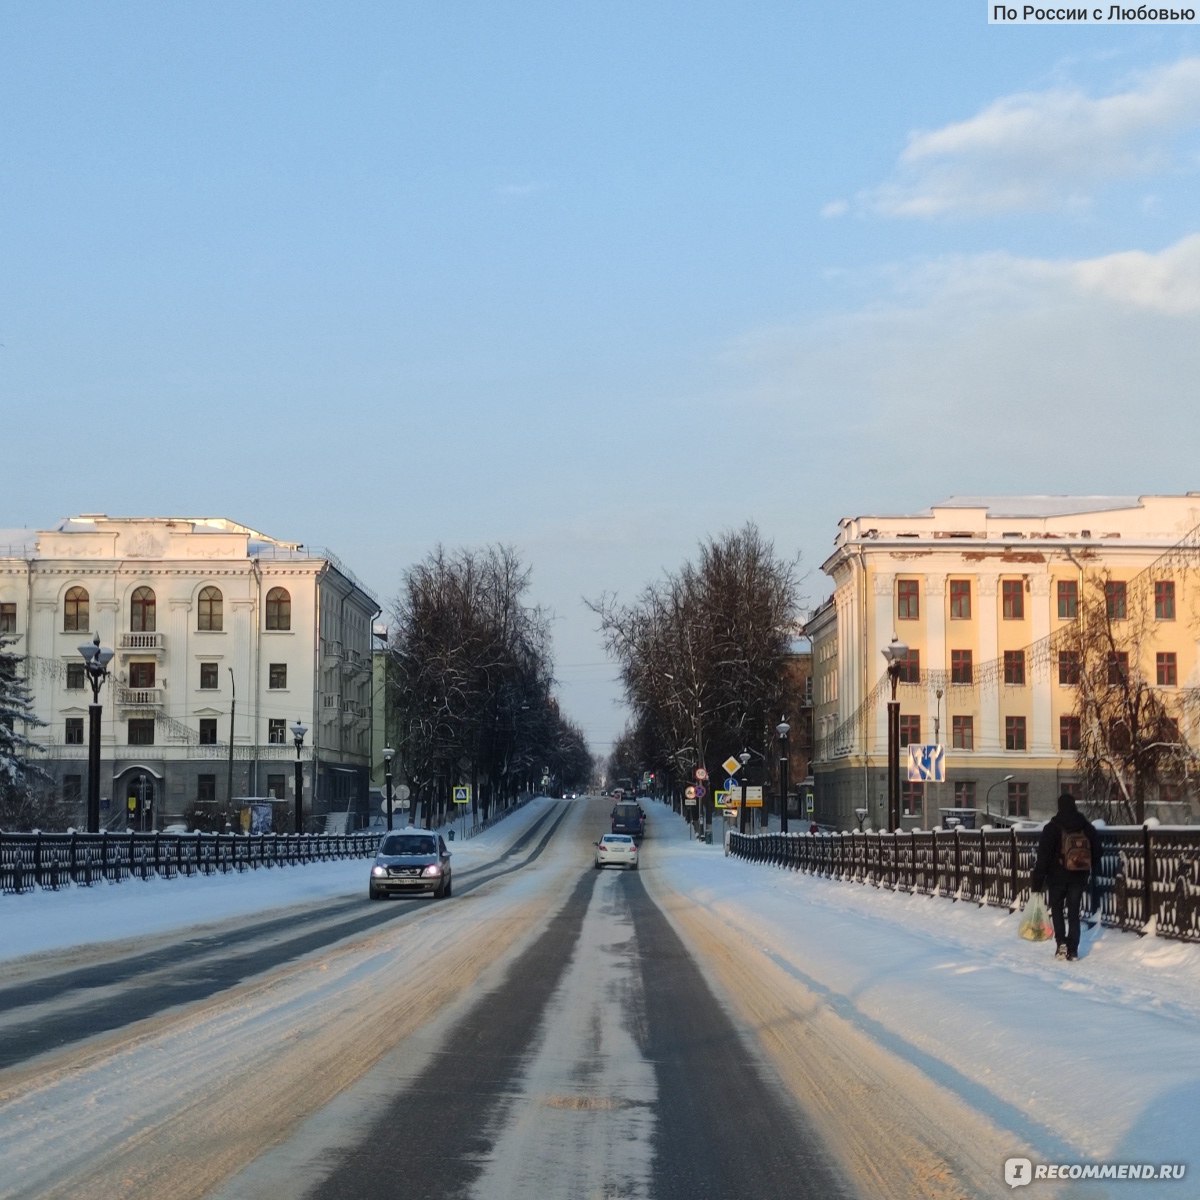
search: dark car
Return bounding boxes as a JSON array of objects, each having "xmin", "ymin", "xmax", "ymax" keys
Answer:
[
  {"xmin": 611, "ymin": 801, "xmax": 646, "ymax": 841},
  {"xmin": 369, "ymin": 830, "xmax": 453, "ymax": 900}
]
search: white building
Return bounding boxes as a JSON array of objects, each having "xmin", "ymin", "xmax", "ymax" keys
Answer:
[{"xmin": 0, "ymin": 516, "xmax": 379, "ymax": 830}]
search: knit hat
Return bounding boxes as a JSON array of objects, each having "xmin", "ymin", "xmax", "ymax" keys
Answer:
[{"xmin": 1057, "ymin": 792, "xmax": 1078, "ymax": 816}]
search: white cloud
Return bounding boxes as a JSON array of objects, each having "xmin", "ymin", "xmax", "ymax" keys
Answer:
[
  {"xmin": 709, "ymin": 235, "xmax": 1200, "ymax": 522},
  {"xmin": 864, "ymin": 57, "xmax": 1200, "ymax": 217}
]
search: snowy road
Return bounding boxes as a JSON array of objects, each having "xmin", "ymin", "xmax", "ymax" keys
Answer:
[{"xmin": 2, "ymin": 795, "xmax": 1198, "ymax": 1200}]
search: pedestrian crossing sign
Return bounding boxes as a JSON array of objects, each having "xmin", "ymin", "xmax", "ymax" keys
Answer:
[{"xmin": 452, "ymin": 785, "xmax": 471, "ymax": 805}]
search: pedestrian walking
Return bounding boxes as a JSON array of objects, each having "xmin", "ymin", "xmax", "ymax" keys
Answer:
[{"xmin": 1030, "ymin": 792, "xmax": 1102, "ymax": 961}]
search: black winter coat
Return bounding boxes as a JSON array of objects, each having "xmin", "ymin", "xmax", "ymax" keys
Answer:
[{"xmin": 1030, "ymin": 810, "xmax": 1101, "ymax": 891}]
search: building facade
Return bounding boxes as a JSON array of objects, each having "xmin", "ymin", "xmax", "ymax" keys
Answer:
[
  {"xmin": 809, "ymin": 496, "xmax": 1200, "ymax": 831},
  {"xmin": 0, "ymin": 516, "xmax": 379, "ymax": 830}
]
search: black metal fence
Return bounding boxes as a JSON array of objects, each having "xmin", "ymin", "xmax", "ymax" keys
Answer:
[
  {"xmin": 727, "ymin": 825, "xmax": 1200, "ymax": 943},
  {"xmin": 0, "ymin": 830, "xmax": 381, "ymax": 895}
]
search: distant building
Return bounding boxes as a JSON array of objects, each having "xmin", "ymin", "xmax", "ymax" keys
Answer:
[
  {"xmin": 0, "ymin": 516, "xmax": 379, "ymax": 830},
  {"xmin": 808, "ymin": 496, "xmax": 1200, "ymax": 830}
]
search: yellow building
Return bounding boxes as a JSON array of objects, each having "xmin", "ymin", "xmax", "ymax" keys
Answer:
[{"xmin": 808, "ymin": 496, "xmax": 1200, "ymax": 831}]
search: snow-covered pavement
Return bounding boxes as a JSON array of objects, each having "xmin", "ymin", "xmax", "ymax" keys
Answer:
[{"xmin": 3, "ymin": 796, "xmax": 1197, "ymax": 1197}]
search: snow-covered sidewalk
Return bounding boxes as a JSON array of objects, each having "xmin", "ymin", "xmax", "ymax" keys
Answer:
[{"xmin": 648, "ymin": 799, "xmax": 1200, "ymax": 1193}]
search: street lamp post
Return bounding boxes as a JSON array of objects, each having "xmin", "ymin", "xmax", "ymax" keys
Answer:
[
  {"xmin": 78, "ymin": 634, "xmax": 114, "ymax": 833},
  {"xmin": 383, "ymin": 745, "xmax": 395, "ymax": 832},
  {"xmin": 738, "ymin": 750, "xmax": 751, "ymax": 835},
  {"xmin": 776, "ymin": 720, "xmax": 791, "ymax": 834},
  {"xmin": 881, "ymin": 635, "xmax": 909, "ymax": 833},
  {"xmin": 985, "ymin": 774, "xmax": 1015, "ymax": 825},
  {"xmin": 290, "ymin": 720, "xmax": 309, "ymax": 834}
]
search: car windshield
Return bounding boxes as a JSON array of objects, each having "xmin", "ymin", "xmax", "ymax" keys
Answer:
[
  {"xmin": 603, "ymin": 835, "xmax": 633, "ymax": 844},
  {"xmin": 381, "ymin": 835, "xmax": 437, "ymax": 856}
]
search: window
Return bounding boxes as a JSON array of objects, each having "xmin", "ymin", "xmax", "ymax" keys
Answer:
[
  {"xmin": 269, "ymin": 663, "xmax": 288, "ymax": 689},
  {"xmin": 897, "ymin": 647, "xmax": 920, "ymax": 683},
  {"xmin": 266, "ymin": 587, "xmax": 291, "ymax": 631},
  {"xmin": 64, "ymin": 586, "xmax": 89, "ymax": 632},
  {"xmin": 1057, "ymin": 579, "xmax": 1078, "ymax": 620},
  {"xmin": 953, "ymin": 780, "xmax": 976, "ymax": 807},
  {"xmin": 66, "ymin": 662, "xmax": 85, "ymax": 690},
  {"xmin": 951, "ymin": 649, "xmax": 973, "ymax": 685},
  {"xmin": 899, "ymin": 715, "xmax": 921, "ymax": 747},
  {"xmin": 129, "ymin": 661, "xmax": 155, "ymax": 689},
  {"xmin": 200, "ymin": 662, "xmax": 219, "ymax": 689},
  {"xmin": 1003, "ymin": 650, "xmax": 1026, "ymax": 686},
  {"xmin": 128, "ymin": 718, "xmax": 155, "ymax": 745},
  {"xmin": 949, "ymin": 580, "xmax": 971, "ymax": 620},
  {"xmin": 1058, "ymin": 651, "xmax": 1080, "ymax": 685},
  {"xmin": 1006, "ymin": 781, "xmax": 1030, "ymax": 818},
  {"xmin": 1060, "ymin": 715, "xmax": 1081, "ymax": 750},
  {"xmin": 1155, "ymin": 580, "xmax": 1176, "ymax": 620},
  {"xmin": 951, "ymin": 715, "xmax": 974, "ymax": 750},
  {"xmin": 1105, "ymin": 580, "xmax": 1127, "ymax": 620},
  {"xmin": 199, "ymin": 718, "xmax": 218, "ymax": 745},
  {"xmin": 268, "ymin": 718, "xmax": 286, "ymax": 744},
  {"xmin": 897, "ymin": 579, "xmax": 919, "ymax": 621},
  {"xmin": 131, "ymin": 586, "xmax": 156, "ymax": 632},
  {"xmin": 901, "ymin": 781, "xmax": 924, "ymax": 817},
  {"xmin": 197, "ymin": 775, "xmax": 216, "ymax": 803},
  {"xmin": 1002, "ymin": 579, "xmax": 1025, "ymax": 620},
  {"xmin": 267, "ymin": 774, "xmax": 286, "ymax": 800},
  {"xmin": 65, "ymin": 717, "xmax": 84, "ymax": 745},
  {"xmin": 198, "ymin": 586, "xmax": 223, "ymax": 631},
  {"xmin": 1005, "ymin": 716, "xmax": 1027, "ymax": 751},
  {"xmin": 1157, "ymin": 652, "xmax": 1177, "ymax": 686},
  {"xmin": 63, "ymin": 775, "xmax": 82, "ymax": 806},
  {"xmin": 1107, "ymin": 651, "xmax": 1129, "ymax": 685},
  {"xmin": 0, "ymin": 602, "xmax": 15, "ymax": 633}
]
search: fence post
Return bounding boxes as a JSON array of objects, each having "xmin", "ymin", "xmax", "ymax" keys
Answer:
[
  {"xmin": 1143, "ymin": 823, "xmax": 1155, "ymax": 931},
  {"xmin": 953, "ymin": 827, "xmax": 962, "ymax": 897},
  {"xmin": 1009, "ymin": 827, "xmax": 1018, "ymax": 908}
]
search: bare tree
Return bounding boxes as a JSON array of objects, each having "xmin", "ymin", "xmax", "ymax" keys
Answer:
[
  {"xmin": 1060, "ymin": 562, "xmax": 1199, "ymax": 823},
  {"xmin": 590, "ymin": 523, "xmax": 803, "ymax": 816}
]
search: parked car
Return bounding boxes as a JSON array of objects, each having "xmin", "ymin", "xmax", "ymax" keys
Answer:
[
  {"xmin": 369, "ymin": 831, "xmax": 453, "ymax": 900},
  {"xmin": 594, "ymin": 833, "xmax": 639, "ymax": 870}
]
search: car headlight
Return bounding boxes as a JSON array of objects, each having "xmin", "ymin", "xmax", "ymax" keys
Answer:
[
  {"xmin": 371, "ymin": 865, "xmax": 387, "ymax": 877},
  {"xmin": 421, "ymin": 864, "xmax": 443, "ymax": 877}
]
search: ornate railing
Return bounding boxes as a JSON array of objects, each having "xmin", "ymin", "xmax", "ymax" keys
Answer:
[
  {"xmin": 727, "ymin": 825, "xmax": 1200, "ymax": 943},
  {"xmin": 0, "ymin": 830, "xmax": 380, "ymax": 894}
]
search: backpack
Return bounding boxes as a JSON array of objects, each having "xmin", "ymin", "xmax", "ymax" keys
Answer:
[{"xmin": 1060, "ymin": 829, "xmax": 1093, "ymax": 873}]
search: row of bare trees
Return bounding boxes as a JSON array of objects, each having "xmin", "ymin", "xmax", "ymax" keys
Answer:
[
  {"xmin": 383, "ymin": 546, "xmax": 591, "ymax": 827},
  {"xmin": 590, "ymin": 524, "xmax": 805, "ymax": 818}
]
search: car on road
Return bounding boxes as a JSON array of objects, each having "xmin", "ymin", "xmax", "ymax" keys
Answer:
[
  {"xmin": 611, "ymin": 801, "xmax": 646, "ymax": 841},
  {"xmin": 594, "ymin": 833, "xmax": 639, "ymax": 870},
  {"xmin": 369, "ymin": 830, "xmax": 453, "ymax": 899}
]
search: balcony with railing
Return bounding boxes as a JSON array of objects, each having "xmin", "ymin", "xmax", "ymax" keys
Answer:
[
  {"xmin": 118, "ymin": 632, "xmax": 166, "ymax": 656},
  {"xmin": 115, "ymin": 685, "xmax": 165, "ymax": 708}
]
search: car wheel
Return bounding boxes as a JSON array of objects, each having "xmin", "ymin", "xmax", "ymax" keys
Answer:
[
  {"xmin": 631, "ymin": 863, "xmax": 639, "ymax": 871},
  {"xmin": 594, "ymin": 860, "xmax": 602, "ymax": 869},
  {"xmin": 443, "ymin": 874, "xmax": 452, "ymax": 898},
  {"xmin": 369, "ymin": 885, "xmax": 383, "ymax": 900}
]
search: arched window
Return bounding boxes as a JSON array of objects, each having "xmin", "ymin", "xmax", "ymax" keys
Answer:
[
  {"xmin": 131, "ymin": 586, "xmax": 156, "ymax": 633},
  {"xmin": 266, "ymin": 587, "xmax": 291, "ymax": 631},
  {"xmin": 64, "ymin": 586, "xmax": 90, "ymax": 632},
  {"xmin": 197, "ymin": 586, "xmax": 223, "ymax": 631}
]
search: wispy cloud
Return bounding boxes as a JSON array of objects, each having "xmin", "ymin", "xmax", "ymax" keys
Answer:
[
  {"xmin": 712, "ymin": 235, "xmax": 1200, "ymax": 510},
  {"xmin": 858, "ymin": 57, "xmax": 1200, "ymax": 218}
]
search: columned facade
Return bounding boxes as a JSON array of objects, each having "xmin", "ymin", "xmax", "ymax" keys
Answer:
[{"xmin": 0, "ymin": 516, "xmax": 379, "ymax": 831}]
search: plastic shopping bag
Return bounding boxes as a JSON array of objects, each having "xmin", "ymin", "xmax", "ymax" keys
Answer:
[{"xmin": 1019, "ymin": 893, "xmax": 1054, "ymax": 942}]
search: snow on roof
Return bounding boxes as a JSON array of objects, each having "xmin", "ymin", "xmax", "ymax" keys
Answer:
[{"xmin": 929, "ymin": 495, "xmax": 1146, "ymax": 518}]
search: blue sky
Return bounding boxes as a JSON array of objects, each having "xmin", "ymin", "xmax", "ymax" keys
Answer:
[{"xmin": 5, "ymin": 3, "xmax": 1200, "ymax": 756}]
